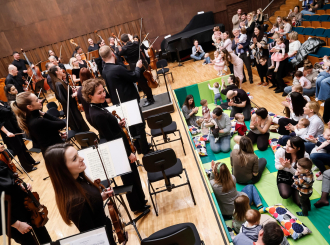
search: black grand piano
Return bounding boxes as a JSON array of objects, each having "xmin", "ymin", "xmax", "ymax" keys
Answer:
[{"xmin": 160, "ymin": 11, "xmax": 224, "ymax": 61}]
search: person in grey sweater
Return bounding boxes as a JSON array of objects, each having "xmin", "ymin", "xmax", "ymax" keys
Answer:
[
  {"xmin": 209, "ymin": 107, "xmax": 231, "ymax": 153},
  {"xmin": 182, "ymin": 94, "xmax": 202, "ymax": 127}
]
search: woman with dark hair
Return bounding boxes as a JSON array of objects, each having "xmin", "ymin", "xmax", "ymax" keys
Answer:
[
  {"xmin": 219, "ymin": 75, "xmax": 240, "ymax": 110},
  {"xmin": 11, "ymin": 92, "xmax": 66, "ymax": 155},
  {"xmin": 4, "ymin": 83, "xmax": 18, "ymax": 103},
  {"xmin": 275, "ymin": 137, "xmax": 309, "ymax": 204},
  {"xmin": 44, "ymin": 143, "xmax": 116, "ymax": 245},
  {"xmin": 49, "ymin": 66, "xmax": 89, "ymax": 133},
  {"xmin": 288, "ymin": 6, "xmax": 302, "ymax": 24},
  {"xmin": 219, "ymin": 31, "xmax": 232, "ymax": 53},
  {"xmin": 234, "ymin": 108, "xmax": 272, "ymax": 151},
  {"xmin": 280, "ymin": 17, "xmax": 292, "ymax": 36},
  {"xmin": 210, "ymin": 107, "xmax": 231, "ymax": 153},
  {"xmin": 276, "ymin": 92, "xmax": 307, "ymax": 135},
  {"xmin": 182, "ymin": 94, "xmax": 202, "ymax": 127},
  {"xmin": 221, "ymin": 49, "xmax": 244, "ymax": 88},
  {"xmin": 231, "ymin": 136, "xmax": 267, "ymax": 184}
]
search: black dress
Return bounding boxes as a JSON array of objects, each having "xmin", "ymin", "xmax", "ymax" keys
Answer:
[
  {"xmin": 89, "ymin": 103, "xmax": 146, "ymax": 212},
  {"xmin": 78, "ymin": 60, "xmax": 88, "ymax": 69},
  {"xmin": 0, "ymin": 102, "xmax": 36, "ymax": 172},
  {"xmin": 69, "ymin": 176, "xmax": 115, "ymax": 245},
  {"xmin": 54, "ymin": 81, "xmax": 89, "ymax": 133},
  {"xmin": 26, "ymin": 110, "xmax": 66, "ymax": 154},
  {"xmin": 0, "ymin": 161, "xmax": 51, "ymax": 245}
]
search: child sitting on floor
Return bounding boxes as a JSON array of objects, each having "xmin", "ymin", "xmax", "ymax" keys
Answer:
[
  {"xmin": 292, "ymin": 158, "xmax": 314, "ymax": 216},
  {"xmin": 312, "ymin": 128, "xmax": 330, "ymax": 154},
  {"xmin": 208, "ymin": 82, "xmax": 222, "ymax": 105},
  {"xmin": 235, "ymin": 113, "xmax": 248, "ymax": 136},
  {"xmin": 239, "ymin": 209, "xmax": 262, "ymax": 242},
  {"xmin": 289, "ymin": 118, "xmax": 310, "ymax": 138},
  {"xmin": 200, "ymin": 99, "xmax": 210, "ymax": 116},
  {"xmin": 233, "ymin": 195, "xmax": 250, "ymax": 233},
  {"xmin": 294, "ymin": 71, "xmax": 312, "ymax": 89},
  {"xmin": 197, "ymin": 112, "xmax": 217, "ymax": 135}
]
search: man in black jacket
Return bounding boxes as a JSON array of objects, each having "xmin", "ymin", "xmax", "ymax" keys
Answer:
[
  {"xmin": 100, "ymin": 45, "xmax": 151, "ymax": 155},
  {"xmin": 5, "ymin": 65, "xmax": 25, "ymax": 93},
  {"xmin": 118, "ymin": 33, "xmax": 155, "ymax": 107}
]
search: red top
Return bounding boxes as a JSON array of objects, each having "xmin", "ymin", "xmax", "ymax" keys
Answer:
[{"xmin": 235, "ymin": 122, "xmax": 248, "ymax": 136}]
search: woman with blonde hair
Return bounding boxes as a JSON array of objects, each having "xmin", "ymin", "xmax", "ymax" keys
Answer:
[
  {"xmin": 246, "ymin": 13, "xmax": 256, "ymax": 40},
  {"xmin": 256, "ymin": 8, "xmax": 264, "ymax": 27},
  {"xmin": 69, "ymin": 57, "xmax": 81, "ymax": 84}
]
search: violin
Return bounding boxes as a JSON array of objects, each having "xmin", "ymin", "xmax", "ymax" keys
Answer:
[
  {"xmin": 111, "ymin": 33, "xmax": 129, "ymax": 66},
  {"xmin": 147, "ymin": 36, "xmax": 159, "ymax": 70},
  {"xmin": 13, "ymin": 173, "xmax": 49, "ymax": 228},
  {"xmin": 70, "ymin": 39, "xmax": 87, "ymax": 60},
  {"xmin": 111, "ymin": 111, "xmax": 136, "ymax": 154},
  {"xmin": 65, "ymin": 73, "xmax": 84, "ymax": 112},
  {"xmin": 0, "ymin": 148, "xmax": 16, "ymax": 173}
]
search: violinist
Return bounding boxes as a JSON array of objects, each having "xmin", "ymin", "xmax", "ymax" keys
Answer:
[
  {"xmin": 45, "ymin": 62, "xmax": 55, "ymax": 92},
  {"xmin": 100, "ymin": 45, "xmax": 152, "ymax": 155},
  {"xmin": 75, "ymin": 53, "xmax": 88, "ymax": 69},
  {"xmin": 11, "ymin": 92, "xmax": 66, "ymax": 155},
  {"xmin": 44, "ymin": 143, "xmax": 116, "ymax": 245},
  {"xmin": 4, "ymin": 84, "xmax": 18, "ymax": 103},
  {"xmin": 82, "ymin": 79, "xmax": 150, "ymax": 214},
  {"xmin": 0, "ymin": 144, "xmax": 52, "ymax": 245},
  {"xmin": 72, "ymin": 46, "xmax": 83, "ymax": 57},
  {"xmin": 133, "ymin": 35, "xmax": 151, "ymax": 64},
  {"xmin": 12, "ymin": 51, "xmax": 34, "ymax": 77},
  {"xmin": 5, "ymin": 65, "xmax": 25, "ymax": 93},
  {"xmin": 69, "ymin": 57, "xmax": 81, "ymax": 84},
  {"xmin": 48, "ymin": 50, "xmax": 60, "ymax": 62},
  {"xmin": 49, "ymin": 66, "xmax": 89, "ymax": 133},
  {"xmin": 118, "ymin": 34, "xmax": 155, "ymax": 107},
  {"xmin": 87, "ymin": 38, "xmax": 104, "ymax": 76}
]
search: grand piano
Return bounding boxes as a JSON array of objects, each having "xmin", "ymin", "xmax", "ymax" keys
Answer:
[{"xmin": 161, "ymin": 11, "xmax": 224, "ymax": 60}]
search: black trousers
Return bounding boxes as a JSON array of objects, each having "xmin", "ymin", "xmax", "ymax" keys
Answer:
[
  {"xmin": 240, "ymin": 53, "xmax": 253, "ymax": 82},
  {"xmin": 16, "ymin": 149, "xmax": 36, "ymax": 172},
  {"xmin": 138, "ymin": 75, "xmax": 153, "ymax": 101},
  {"xmin": 323, "ymin": 97, "xmax": 330, "ymax": 123},
  {"xmin": 274, "ymin": 58, "xmax": 288, "ymax": 89},
  {"xmin": 246, "ymin": 131, "xmax": 270, "ymax": 151},
  {"xmin": 11, "ymin": 226, "xmax": 51, "ymax": 245},
  {"xmin": 120, "ymin": 161, "xmax": 146, "ymax": 212},
  {"xmin": 256, "ymin": 63, "xmax": 270, "ymax": 84},
  {"xmin": 278, "ymin": 118, "xmax": 298, "ymax": 135},
  {"xmin": 230, "ymin": 104, "xmax": 251, "ymax": 121},
  {"xmin": 299, "ymin": 192, "xmax": 312, "ymax": 216}
]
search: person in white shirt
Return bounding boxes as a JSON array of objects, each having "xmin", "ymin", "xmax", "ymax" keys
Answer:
[
  {"xmin": 208, "ymin": 82, "xmax": 222, "ymax": 105},
  {"xmin": 287, "ymin": 32, "xmax": 301, "ymax": 58},
  {"xmin": 288, "ymin": 118, "xmax": 310, "ymax": 137}
]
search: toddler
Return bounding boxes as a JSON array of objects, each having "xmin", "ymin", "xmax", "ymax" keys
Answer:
[
  {"xmin": 239, "ymin": 209, "xmax": 262, "ymax": 242},
  {"xmin": 236, "ymin": 27, "xmax": 248, "ymax": 57},
  {"xmin": 289, "ymin": 118, "xmax": 310, "ymax": 137},
  {"xmin": 235, "ymin": 113, "xmax": 248, "ymax": 136},
  {"xmin": 212, "ymin": 37, "xmax": 222, "ymax": 52},
  {"xmin": 233, "ymin": 195, "xmax": 250, "ymax": 233},
  {"xmin": 269, "ymin": 37, "xmax": 287, "ymax": 72},
  {"xmin": 294, "ymin": 71, "xmax": 312, "ymax": 89},
  {"xmin": 200, "ymin": 99, "xmax": 210, "ymax": 115},
  {"xmin": 292, "ymin": 16, "xmax": 296, "ymax": 27},
  {"xmin": 211, "ymin": 51, "xmax": 225, "ymax": 76},
  {"xmin": 208, "ymin": 82, "xmax": 222, "ymax": 105},
  {"xmin": 310, "ymin": 128, "xmax": 330, "ymax": 154},
  {"xmin": 277, "ymin": 24, "xmax": 285, "ymax": 35},
  {"xmin": 292, "ymin": 158, "xmax": 314, "ymax": 216},
  {"xmin": 197, "ymin": 112, "xmax": 217, "ymax": 135}
]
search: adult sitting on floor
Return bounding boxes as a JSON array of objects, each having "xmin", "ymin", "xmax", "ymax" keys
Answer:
[
  {"xmin": 314, "ymin": 66, "xmax": 330, "ymax": 105},
  {"xmin": 274, "ymin": 92, "xmax": 307, "ymax": 135},
  {"xmin": 314, "ymin": 168, "xmax": 330, "ymax": 208},
  {"xmin": 275, "ymin": 137, "xmax": 309, "ymax": 205},
  {"xmin": 182, "ymin": 94, "xmax": 202, "ymax": 127},
  {"xmin": 209, "ymin": 107, "xmax": 231, "ymax": 153},
  {"xmin": 234, "ymin": 108, "xmax": 272, "ymax": 151},
  {"xmin": 226, "ymin": 89, "xmax": 251, "ymax": 121},
  {"xmin": 231, "ymin": 136, "xmax": 267, "ymax": 184},
  {"xmin": 220, "ymin": 75, "xmax": 239, "ymax": 110},
  {"xmin": 278, "ymin": 101, "xmax": 324, "ymax": 146}
]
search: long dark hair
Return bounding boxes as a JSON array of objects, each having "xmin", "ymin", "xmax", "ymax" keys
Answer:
[
  {"xmin": 44, "ymin": 143, "xmax": 100, "ymax": 225},
  {"xmin": 285, "ymin": 136, "xmax": 305, "ymax": 166},
  {"xmin": 79, "ymin": 67, "xmax": 93, "ymax": 84},
  {"xmin": 49, "ymin": 66, "xmax": 68, "ymax": 98},
  {"xmin": 229, "ymin": 75, "xmax": 239, "ymax": 87},
  {"xmin": 212, "ymin": 163, "xmax": 235, "ymax": 192},
  {"xmin": 291, "ymin": 92, "xmax": 307, "ymax": 117},
  {"xmin": 4, "ymin": 84, "xmax": 16, "ymax": 102},
  {"xmin": 253, "ymin": 25, "xmax": 265, "ymax": 42},
  {"xmin": 238, "ymin": 136, "xmax": 255, "ymax": 167},
  {"xmin": 183, "ymin": 94, "xmax": 195, "ymax": 109},
  {"xmin": 220, "ymin": 49, "xmax": 232, "ymax": 66}
]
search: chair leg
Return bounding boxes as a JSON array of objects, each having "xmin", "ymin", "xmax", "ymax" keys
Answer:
[
  {"xmin": 170, "ymin": 72, "xmax": 174, "ymax": 82},
  {"xmin": 148, "ymin": 181, "xmax": 158, "ymax": 216},
  {"xmin": 184, "ymin": 168, "xmax": 196, "ymax": 205},
  {"xmin": 151, "ymin": 137, "xmax": 158, "ymax": 151},
  {"xmin": 177, "ymin": 130, "xmax": 186, "ymax": 155},
  {"xmin": 71, "ymin": 138, "xmax": 81, "ymax": 149}
]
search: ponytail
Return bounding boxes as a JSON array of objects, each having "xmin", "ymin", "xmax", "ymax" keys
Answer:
[
  {"xmin": 229, "ymin": 75, "xmax": 240, "ymax": 87},
  {"xmin": 10, "ymin": 91, "xmax": 33, "ymax": 134}
]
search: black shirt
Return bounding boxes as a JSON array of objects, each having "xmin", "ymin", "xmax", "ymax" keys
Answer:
[
  {"xmin": 102, "ymin": 62, "xmax": 140, "ymax": 104},
  {"xmin": 78, "ymin": 60, "xmax": 88, "ymax": 69},
  {"xmin": 233, "ymin": 89, "xmax": 250, "ymax": 106},
  {"xmin": 5, "ymin": 74, "xmax": 24, "ymax": 93},
  {"xmin": 88, "ymin": 44, "xmax": 99, "ymax": 52},
  {"xmin": 72, "ymin": 68, "xmax": 81, "ymax": 79},
  {"xmin": 89, "ymin": 103, "xmax": 132, "ymax": 156},
  {"xmin": 12, "ymin": 59, "xmax": 28, "ymax": 72},
  {"xmin": 221, "ymin": 84, "xmax": 238, "ymax": 96}
]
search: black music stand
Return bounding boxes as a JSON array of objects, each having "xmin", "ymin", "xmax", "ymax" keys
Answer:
[
  {"xmin": 161, "ymin": 66, "xmax": 171, "ymax": 103},
  {"xmin": 167, "ymin": 38, "xmax": 184, "ymax": 68}
]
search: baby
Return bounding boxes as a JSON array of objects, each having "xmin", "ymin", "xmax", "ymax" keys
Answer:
[
  {"xmin": 200, "ymin": 99, "xmax": 210, "ymax": 116},
  {"xmin": 295, "ymin": 71, "xmax": 312, "ymax": 89},
  {"xmin": 236, "ymin": 27, "xmax": 248, "ymax": 57},
  {"xmin": 200, "ymin": 112, "xmax": 217, "ymax": 135},
  {"xmin": 323, "ymin": 55, "xmax": 330, "ymax": 63},
  {"xmin": 310, "ymin": 128, "xmax": 330, "ymax": 154},
  {"xmin": 239, "ymin": 209, "xmax": 262, "ymax": 242},
  {"xmin": 212, "ymin": 37, "xmax": 223, "ymax": 52},
  {"xmin": 277, "ymin": 24, "xmax": 285, "ymax": 36},
  {"xmin": 235, "ymin": 113, "xmax": 248, "ymax": 136},
  {"xmin": 292, "ymin": 16, "xmax": 296, "ymax": 27},
  {"xmin": 208, "ymin": 82, "xmax": 222, "ymax": 105},
  {"xmin": 289, "ymin": 118, "xmax": 310, "ymax": 138}
]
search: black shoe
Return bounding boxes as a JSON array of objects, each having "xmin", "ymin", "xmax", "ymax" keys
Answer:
[
  {"xmin": 269, "ymin": 85, "xmax": 276, "ymax": 89},
  {"xmin": 143, "ymin": 101, "xmax": 152, "ymax": 107},
  {"xmin": 34, "ymin": 161, "xmax": 40, "ymax": 166},
  {"xmin": 275, "ymin": 88, "xmax": 284, "ymax": 93},
  {"xmin": 145, "ymin": 200, "xmax": 148, "ymax": 204},
  {"xmin": 242, "ymin": 80, "xmax": 247, "ymax": 83},
  {"xmin": 28, "ymin": 167, "xmax": 37, "ymax": 173},
  {"xmin": 282, "ymin": 92, "xmax": 288, "ymax": 97},
  {"xmin": 249, "ymin": 80, "xmax": 253, "ymax": 84},
  {"xmin": 133, "ymin": 205, "xmax": 150, "ymax": 214}
]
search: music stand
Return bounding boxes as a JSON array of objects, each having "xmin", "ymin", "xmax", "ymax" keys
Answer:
[
  {"xmin": 86, "ymin": 50, "xmax": 99, "ymax": 60},
  {"xmin": 167, "ymin": 38, "xmax": 184, "ymax": 68},
  {"xmin": 161, "ymin": 66, "xmax": 171, "ymax": 103}
]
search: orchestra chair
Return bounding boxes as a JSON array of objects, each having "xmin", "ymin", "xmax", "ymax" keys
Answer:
[
  {"xmin": 34, "ymin": 80, "xmax": 49, "ymax": 103},
  {"xmin": 74, "ymin": 131, "xmax": 99, "ymax": 149},
  {"xmin": 46, "ymin": 102, "xmax": 65, "ymax": 118},
  {"xmin": 22, "ymin": 134, "xmax": 42, "ymax": 154},
  {"xmin": 46, "ymin": 108, "xmax": 67, "ymax": 124},
  {"xmin": 141, "ymin": 222, "xmax": 204, "ymax": 245},
  {"xmin": 156, "ymin": 59, "xmax": 174, "ymax": 83},
  {"xmin": 146, "ymin": 112, "xmax": 186, "ymax": 155},
  {"xmin": 66, "ymin": 130, "xmax": 80, "ymax": 149},
  {"xmin": 142, "ymin": 148, "xmax": 196, "ymax": 216}
]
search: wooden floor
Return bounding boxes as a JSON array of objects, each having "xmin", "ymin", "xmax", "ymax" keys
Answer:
[{"xmin": 2, "ymin": 58, "xmax": 325, "ymax": 245}]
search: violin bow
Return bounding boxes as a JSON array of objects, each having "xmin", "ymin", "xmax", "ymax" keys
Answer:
[
  {"xmin": 138, "ymin": 18, "xmax": 143, "ymax": 60},
  {"xmin": 65, "ymin": 80, "xmax": 70, "ymax": 141},
  {"xmin": 59, "ymin": 45, "xmax": 62, "ymax": 60},
  {"xmin": 141, "ymin": 33, "xmax": 149, "ymax": 45},
  {"xmin": 115, "ymin": 89, "xmax": 133, "ymax": 142},
  {"xmin": 26, "ymin": 76, "xmax": 33, "ymax": 90},
  {"xmin": 150, "ymin": 36, "xmax": 159, "ymax": 47}
]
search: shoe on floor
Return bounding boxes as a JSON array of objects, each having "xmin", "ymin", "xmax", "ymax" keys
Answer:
[
  {"xmin": 317, "ymin": 174, "xmax": 323, "ymax": 181},
  {"xmin": 269, "ymin": 85, "xmax": 276, "ymax": 89},
  {"xmin": 316, "ymin": 171, "xmax": 322, "ymax": 177},
  {"xmin": 282, "ymin": 92, "xmax": 288, "ymax": 97},
  {"xmin": 263, "ymin": 82, "xmax": 269, "ymax": 86},
  {"xmin": 34, "ymin": 161, "xmax": 40, "ymax": 165},
  {"xmin": 275, "ymin": 88, "xmax": 284, "ymax": 93},
  {"xmin": 257, "ymin": 82, "xmax": 263, "ymax": 86}
]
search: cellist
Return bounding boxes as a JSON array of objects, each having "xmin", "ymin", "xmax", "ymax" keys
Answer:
[
  {"xmin": 0, "ymin": 144, "xmax": 52, "ymax": 245},
  {"xmin": 118, "ymin": 34, "xmax": 155, "ymax": 107}
]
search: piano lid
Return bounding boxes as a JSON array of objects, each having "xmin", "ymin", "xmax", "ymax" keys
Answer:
[{"xmin": 179, "ymin": 11, "xmax": 214, "ymax": 35}]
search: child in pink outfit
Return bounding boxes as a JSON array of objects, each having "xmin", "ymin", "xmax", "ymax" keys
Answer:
[
  {"xmin": 295, "ymin": 71, "xmax": 312, "ymax": 89},
  {"xmin": 211, "ymin": 51, "xmax": 225, "ymax": 76},
  {"xmin": 269, "ymin": 37, "xmax": 287, "ymax": 72}
]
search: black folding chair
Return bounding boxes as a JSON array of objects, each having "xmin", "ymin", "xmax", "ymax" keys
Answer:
[
  {"xmin": 143, "ymin": 148, "xmax": 195, "ymax": 216},
  {"xmin": 141, "ymin": 222, "xmax": 204, "ymax": 245},
  {"xmin": 74, "ymin": 131, "xmax": 99, "ymax": 149},
  {"xmin": 156, "ymin": 59, "xmax": 174, "ymax": 83},
  {"xmin": 46, "ymin": 102, "xmax": 65, "ymax": 118},
  {"xmin": 146, "ymin": 112, "xmax": 185, "ymax": 155},
  {"xmin": 34, "ymin": 80, "xmax": 48, "ymax": 103}
]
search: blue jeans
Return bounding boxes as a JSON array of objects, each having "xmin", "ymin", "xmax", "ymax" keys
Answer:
[
  {"xmin": 214, "ymin": 93, "xmax": 222, "ymax": 104},
  {"xmin": 301, "ymin": 10, "xmax": 315, "ymax": 15},
  {"xmin": 315, "ymin": 74, "xmax": 330, "ymax": 100},
  {"xmin": 190, "ymin": 52, "xmax": 205, "ymax": 60},
  {"xmin": 241, "ymin": 184, "xmax": 262, "ymax": 208},
  {"xmin": 304, "ymin": 142, "xmax": 315, "ymax": 155},
  {"xmin": 209, "ymin": 134, "xmax": 231, "ymax": 153},
  {"xmin": 284, "ymin": 85, "xmax": 316, "ymax": 96},
  {"xmin": 204, "ymin": 56, "xmax": 211, "ymax": 64},
  {"xmin": 310, "ymin": 153, "xmax": 330, "ymax": 173},
  {"xmin": 278, "ymin": 135, "xmax": 291, "ymax": 146}
]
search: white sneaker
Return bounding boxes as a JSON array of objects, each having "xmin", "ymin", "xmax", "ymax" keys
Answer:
[
  {"xmin": 321, "ymin": 103, "xmax": 324, "ymax": 106},
  {"xmin": 315, "ymin": 98, "xmax": 318, "ymax": 101}
]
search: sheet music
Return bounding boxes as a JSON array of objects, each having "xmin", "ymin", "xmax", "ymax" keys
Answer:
[
  {"xmin": 106, "ymin": 99, "xmax": 142, "ymax": 126},
  {"xmin": 59, "ymin": 227, "xmax": 110, "ymax": 245}
]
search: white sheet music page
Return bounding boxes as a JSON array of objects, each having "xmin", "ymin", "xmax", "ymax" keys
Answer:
[{"xmin": 106, "ymin": 99, "xmax": 142, "ymax": 126}]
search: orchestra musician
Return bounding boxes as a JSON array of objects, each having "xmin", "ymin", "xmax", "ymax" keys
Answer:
[
  {"xmin": 72, "ymin": 46, "xmax": 83, "ymax": 57},
  {"xmin": 69, "ymin": 57, "xmax": 81, "ymax": 84},
  {"xmin": 87, "ymin": 38, "xmax": 99, "ymax": 52},
  {"xmin": 12, "ymin": 51, "xmax": 34, "ymax": 78},
  {"xmin": 4, "ymin": 84, "xmax": 18, "ymax": 103},
  {"xmin": 75, "ymin": 53, "xmax": 88, "ymax": 69},
  {"xmin": 118, "ymin": 34, "xmax": 155, "ymax": 107},
  {"xmin": 99, "ymin": 45, "xmax": 152, "ymax": 155},
  {"xmin": 0, "ymin": 145, "xmax": 52, "ymax": 245},
  {"xmin": 11, "ymin": 92, "xmax": 66, "ymax": 155},
  {"xmin": 0, "ymin": 100, "xmax": 39, "ymax": 172},
  {"xmin": 48, "ymin": 50, "xmax": 60, "ymax": 62},
  {"xmin": 43, "ymin": 143, "xmax": 116, "ymax": 245},
  {"xmin": 5, "ymin": 65, "xmax": 25, "ymax": 93},
  {"xmin": 45, "ymin": 62, "xmax": 55, "ymax": 91},
  {"xmin": 133, "ymin": 35, "xmax": 151, "ymax": 64},
  {"xmin": 87, "ymin": 38, "xmax": 104, "ymax": 75},
  {"xmin": 49, "ymin": 56, "xmax": 66, "ymax": 71},
  {"xmin": 81, "ymin": 78, "xmax": 150, "ymax": 213},
  {"xmin": 108, "ymin": 37, "xmax": 124, "ymax": 66},
  {"xmin": 48, "ymin": 66, "xmax": 90, "ymax": 133}
]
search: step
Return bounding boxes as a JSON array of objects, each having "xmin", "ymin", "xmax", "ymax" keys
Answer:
[
  {"xmin": 280, "ymin": 5, "xmax": 296, "ymax": 11},
  {"xmin": 286, "ymin": 0, "xmax": 299, "ymax": 4},
  {"xmin": 274, "ymin": 10, "xmax": 290, "ymax": 17}
]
